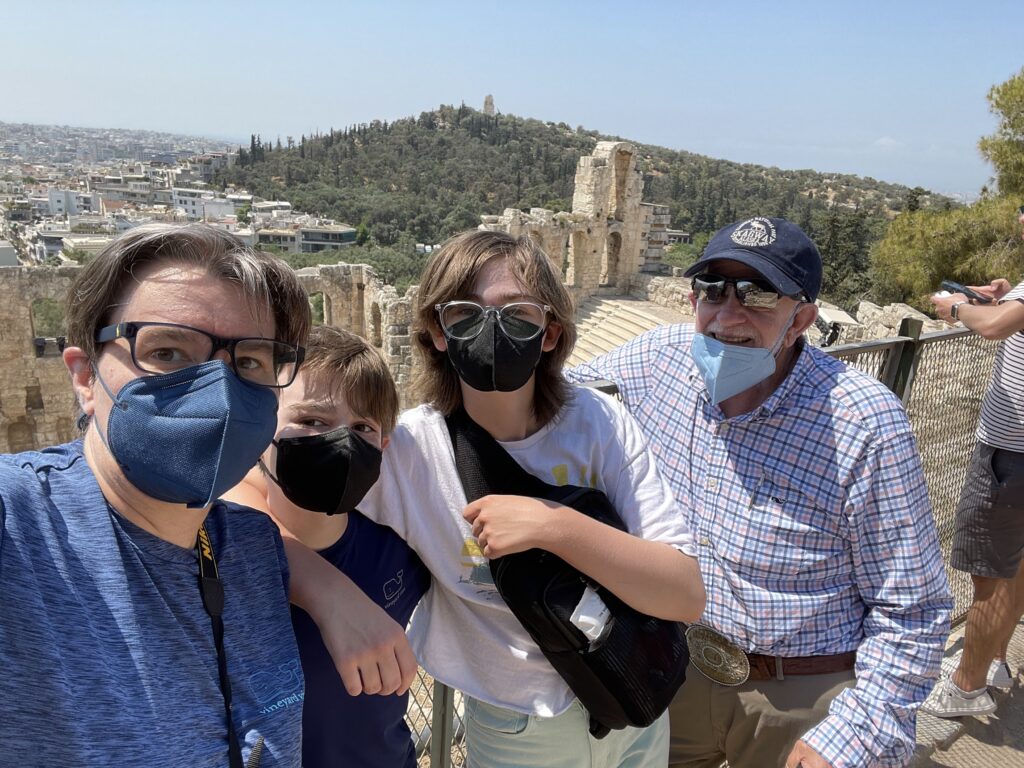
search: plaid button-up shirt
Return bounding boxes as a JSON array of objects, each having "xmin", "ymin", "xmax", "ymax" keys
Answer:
[{"xmin": 569, "ymin": 324, "xmax": 951, "ymax": 768}]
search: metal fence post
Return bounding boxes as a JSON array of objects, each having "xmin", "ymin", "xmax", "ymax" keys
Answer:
[
  {"xmin": 429, "ymin": 681, "xmax": 455, "ymax": 768},
  {"xmin": 888, "ymin": 317, "xmax": 924, "ymax": 402}
]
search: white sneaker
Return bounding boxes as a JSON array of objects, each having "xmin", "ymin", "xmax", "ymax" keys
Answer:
[{"xmin": 921, "ymin": 678, "xmax": 997, "ymax": 718}]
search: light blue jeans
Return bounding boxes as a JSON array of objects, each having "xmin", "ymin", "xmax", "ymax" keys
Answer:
[{"xmin": 465, "ymin": 697, "xmax": 669, "ymax": 768}]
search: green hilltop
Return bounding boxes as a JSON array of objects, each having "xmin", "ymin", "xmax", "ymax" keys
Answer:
[{"xmin": 217, "ymin": 104, "xmax": 955, "ymax": 306}]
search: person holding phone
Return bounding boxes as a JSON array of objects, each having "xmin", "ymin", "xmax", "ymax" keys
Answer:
[{"xmin": 926, "ymin": 271, "xmax": 1024, "ymax": 717}]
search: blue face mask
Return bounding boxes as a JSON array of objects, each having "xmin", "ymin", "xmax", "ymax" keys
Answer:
[
  {"xmin": 690, "ymin": 308, "xmax": 799, "ymax": 406},
  {"xmin": 93, "ymin": 360, "xmax": 278, "ymax": 508}
]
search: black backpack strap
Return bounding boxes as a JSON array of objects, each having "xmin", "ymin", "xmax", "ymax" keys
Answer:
[
  {"xmin": 445, "ymin": 407, "xmax": 550, "ymax": 501},
  {"xmin": 444, "ymin": 407, "xmax": 626, "ymax": 739}
]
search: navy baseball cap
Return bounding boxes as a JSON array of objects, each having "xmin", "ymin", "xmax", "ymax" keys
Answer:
[{"xmin": 684, "ymin": 216, "xmax": 822, "ymax": 302}]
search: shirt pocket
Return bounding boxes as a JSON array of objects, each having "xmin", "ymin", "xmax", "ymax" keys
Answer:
[{"xmin": 712, "ymin": 472, "xmax": 848, "ymax": 588}]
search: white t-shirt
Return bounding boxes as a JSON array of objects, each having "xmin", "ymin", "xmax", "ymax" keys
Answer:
[{"xmin": 359, "ymin": 386, "xmax": 695, "ymax": 716}]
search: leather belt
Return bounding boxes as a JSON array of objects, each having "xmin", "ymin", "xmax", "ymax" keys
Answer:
[
  {"xmin": 746, "ymin": 651, "xmax": 857, "ymax": 681},
  {"xmin": 686, "ymin": 625, "xmax": 857, "ymax": 685}
]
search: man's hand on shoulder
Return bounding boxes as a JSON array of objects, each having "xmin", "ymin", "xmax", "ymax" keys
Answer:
[{"xmin": 786, "ymin": 739, "xmax": 832, "ymax": 768}]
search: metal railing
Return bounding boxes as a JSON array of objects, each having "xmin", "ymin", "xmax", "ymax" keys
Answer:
[{"xmin": 411, "ymin": 322, "xmax": 1002, "ymax": 766}]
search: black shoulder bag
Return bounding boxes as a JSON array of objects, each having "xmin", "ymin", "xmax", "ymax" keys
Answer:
[{"xmin": 445, "ymin": 407, "xmax": 689, "ymax": 738}]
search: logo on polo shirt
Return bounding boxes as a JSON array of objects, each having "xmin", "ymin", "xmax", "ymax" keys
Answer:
[{"xmin": 731, "ymin": 217, "xmax": 776, "ymax": 248}]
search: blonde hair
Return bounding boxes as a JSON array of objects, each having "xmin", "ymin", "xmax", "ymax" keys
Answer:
[
  {"xmin": 412, "ymin": 230, "xmax": 576, "ymax": 425},
  {"xmin": 300, "ymin": 325, "xmax": 399, "ymax": 434}
]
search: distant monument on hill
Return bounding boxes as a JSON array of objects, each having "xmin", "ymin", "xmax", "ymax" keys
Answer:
[{"xmin": 483, "ymin": 95, "xmax": 496, "ymax": 116}]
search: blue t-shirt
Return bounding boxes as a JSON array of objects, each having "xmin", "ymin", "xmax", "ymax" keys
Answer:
[
  {"xmin": 0, "ymin": 441, "xmax": 304, "ymax": 767},
  {"xmin": 293, "ymin": 510, "xmax": 430, "ymax": 768}
]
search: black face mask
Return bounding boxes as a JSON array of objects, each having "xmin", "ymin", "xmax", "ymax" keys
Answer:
[
  {"xmin": 263, "ymin": 426, "xmax": 382, "ymax": 515},
  {"xmin": 444, "ymin": 314, "xmax": 545, "ymax": 392}
]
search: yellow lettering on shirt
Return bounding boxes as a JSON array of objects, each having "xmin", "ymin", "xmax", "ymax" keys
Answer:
[{"xmin": 551, "ymin": 464, "xmax": 569, "ymax": 487}]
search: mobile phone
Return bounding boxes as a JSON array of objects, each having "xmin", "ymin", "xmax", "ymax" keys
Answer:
[{"xmin": 940, "ymin": 280, "xmax": 992, "ymax": 304}]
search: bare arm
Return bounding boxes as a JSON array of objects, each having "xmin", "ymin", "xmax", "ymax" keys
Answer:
[
  {"xmin": 282, "ymin": 536, "xmax": 419, "ymax": 696},
  {"xmin": 464, "ymin": 495, "xmax": 705, "ymax": 622},
  {"xmin": 224, "ymin": 469, "xmax": 418, "ymax": 696},
  {"xmin": 955, "ymin": 296, "xmax": 1024, "ymax": 340},
  {"xmin": 221, "ymin": 467, "xmax": 271, "ymax": 511},
  {"xmin": 932, "ymin": 290, "xmax": 1024, "ymax": 340}
]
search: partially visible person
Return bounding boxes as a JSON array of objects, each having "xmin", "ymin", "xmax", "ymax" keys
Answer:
[
  {"xmin": 570, "ymin": 217, "xmax": 951, "ymax": 768},
  {"xmin": 925, "ymin": 274, "xmax": 1024, "ymax": 717},
  {"xmin": 343, "ymin": 230, "xmax": 705, "ymax": 768},
  {"xmin": 225, "ymin": 325, "xmax": 430, "ymax": 768},
  {"xmin": 0, "ymin": 224, "xmax": 309, "ymax": 766}
]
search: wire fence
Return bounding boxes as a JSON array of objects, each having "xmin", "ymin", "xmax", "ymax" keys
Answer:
[{"xmin": 409, "ymin": 323, "xmax": 1003, "ymax": 767}]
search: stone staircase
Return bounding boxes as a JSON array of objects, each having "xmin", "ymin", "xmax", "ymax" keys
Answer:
[{"xmin": 568, "ymin": 296, "xmax": 687, "ymax": 368}]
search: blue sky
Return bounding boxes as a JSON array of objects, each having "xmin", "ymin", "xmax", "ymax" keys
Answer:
[{"xmin": 2, "ymin": 0, "xmax": 1020, "ymax": 197}]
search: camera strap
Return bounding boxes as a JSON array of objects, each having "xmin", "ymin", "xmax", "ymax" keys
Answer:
[{"xmin": 196, "ymin": 524, "xmax": 245, "ymax": 768}]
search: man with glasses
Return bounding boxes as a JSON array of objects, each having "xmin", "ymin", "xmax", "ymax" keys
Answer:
[
  {"xmin": 0, "ymin": 224, "xmax": 311, "ymax": 766},
  {"xmin": 569, "ymin": 217, "xmax": 951, "ymax": 768}
]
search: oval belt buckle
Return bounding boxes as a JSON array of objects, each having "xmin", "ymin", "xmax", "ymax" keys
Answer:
[{"xmin": 685, "ymin": 624, "xmax": 750, "ymax": 686}]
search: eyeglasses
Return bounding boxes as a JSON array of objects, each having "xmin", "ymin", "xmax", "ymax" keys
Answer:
[
  {"xmin": 435, "ymin": 301, "xmax": 550, "ymax": 341},
  {"xmin": 95, "ymin": 321, "xmax": 305, "ymax": 388},
  {"xmin": 691, "ymin": 274, "xmax": 788, "ymax": 309}
]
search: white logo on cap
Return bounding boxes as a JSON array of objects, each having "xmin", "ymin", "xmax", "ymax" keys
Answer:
[{"xmin": 731, "ymin": 217, "xmax": 776, "ymax": 248}]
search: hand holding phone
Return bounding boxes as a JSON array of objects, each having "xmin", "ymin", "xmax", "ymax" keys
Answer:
[{"xmin": 940, "ymin": 280, "xmax": 993, "ymax": 304}]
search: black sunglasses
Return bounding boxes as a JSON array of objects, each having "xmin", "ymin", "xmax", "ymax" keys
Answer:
[{"xmin": 691, "ymin": 274, "xmax": 788, "ymax": 308}]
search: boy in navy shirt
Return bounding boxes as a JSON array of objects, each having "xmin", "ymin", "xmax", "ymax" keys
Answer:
[{"xmin": 228, "ymin": 325, "xmax": 429, "ymax": 768}]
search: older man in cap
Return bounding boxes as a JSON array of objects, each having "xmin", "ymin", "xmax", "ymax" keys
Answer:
[{"xmin": 569, "ymin": 217, "xmax": 951, "ymax": 768}]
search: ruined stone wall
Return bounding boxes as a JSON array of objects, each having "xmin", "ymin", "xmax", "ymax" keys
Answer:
[
  {"xmin": 0, "ymin": 259, "xmax": 422, "ymax": 452},
  {"xmin": 480, "ymin": 141, "xmax": 663, "ymax": 303},
  {"xmin": 0, "ymin": 266, "xmax": 81, "ymax": 453},
  {"xmin": 263, "ymin": 262, "xmax": 419, "ymax": 407},
  {"xmin": 628, "ymin": 273, "xmax": 696, "ymax": 318}
]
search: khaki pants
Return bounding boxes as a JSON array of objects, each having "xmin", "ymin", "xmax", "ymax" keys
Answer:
[
  {"xmin": 668, "ymin": 662, "xmax": 855, "ymax": 768},
  {"xmin": 466, "ymin": 697, "xmax": 670, "ymax": 768}
]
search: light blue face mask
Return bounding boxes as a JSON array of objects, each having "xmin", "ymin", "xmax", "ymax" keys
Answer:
[
  {"xmin": 93, "ymin": 360, "xmax": 278, "ymax": 508},
  {"xmin": 690, "ymin": 308, "xmax": 800, "ymax": 406}
]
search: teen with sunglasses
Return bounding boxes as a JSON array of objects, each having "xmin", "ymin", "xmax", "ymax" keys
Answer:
[
  {"xmin": 345, "ymin": 230, "xmax": 704, "ymax": 767},
  {"xmin": 570, "ymin": 217, "xmax": 951, "ymax": 768}
]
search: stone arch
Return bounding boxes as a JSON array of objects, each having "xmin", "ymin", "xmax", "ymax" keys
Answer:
[
  {"xmin": 566, "ymin": 232, "xmax": 583, "ymax": 287},
  {"xmin": 607, "ymin": 148, "xmax": 633, "ymax": 222},
  {"xmin": 601, "ymin": 232, "xmax": 622, "ymax": 287},
  {"xmin": 309, "ymin": 292, "xmax": 326, "ymax": 325},
  {"xmin": 321, "ymin": 292, "xmax": 334, "ymax": 326},
  {"xmin": 25, "ymin": 385, "xmax": 44, "ymax": 411},
  {"xmin": 7, "ymin": 419, "xmax": 35, "ymax": 453},
  {"xmin": 31, "ymin": 297, "xmax": 66, "ymax": 339},
  {"xmin": 370, "ymin": 303, "xmax": 383, "ymax": 348}
]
